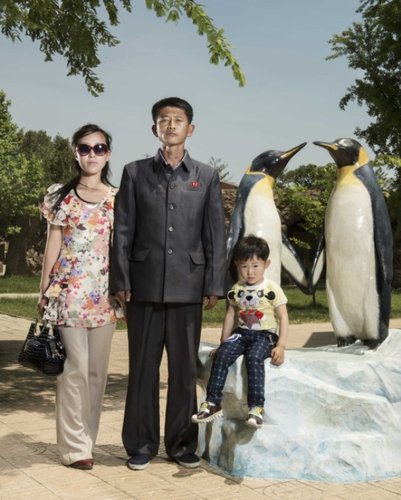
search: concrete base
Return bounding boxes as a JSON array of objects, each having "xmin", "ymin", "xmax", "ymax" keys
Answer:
[{"xmin": 196, "ymin": 329, "xmax": 401, "ymax": 482}]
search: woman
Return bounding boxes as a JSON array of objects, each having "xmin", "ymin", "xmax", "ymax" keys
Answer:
[{"xmin": 38, "ymin": 124, "xmax": 118, "ymax": 470}]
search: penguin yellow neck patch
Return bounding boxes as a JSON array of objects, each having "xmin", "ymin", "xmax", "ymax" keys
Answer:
[
  {"xmin": 251, "ymin": 175, "xmax": 274, "ymax": 195},
  {"xmin": 337, "ymin": 165, "xmax": 361, "ymax": 186},
  {"xmin": 358, "ymin": 147, "xmax": 369, "ymax": 166}
]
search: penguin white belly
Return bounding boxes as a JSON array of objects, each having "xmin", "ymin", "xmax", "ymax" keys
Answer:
[
  {"xmin": 243, "ymin": 191, "xmax": 282, "ymax": 283},
  {"xmin": 325, "ymin": 183, "xmax": 378, "ymax": 339}
]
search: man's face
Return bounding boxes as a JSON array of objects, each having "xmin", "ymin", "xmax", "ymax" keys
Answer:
[{"xmin": 152, "ymin": 106, "xmax": 194, "ymax": 147}]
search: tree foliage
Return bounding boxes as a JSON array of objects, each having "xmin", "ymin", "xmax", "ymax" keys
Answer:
[
  {"xmin": 328, "ymin": 0, "xmax": 401, "ymax": 286},
  {"xmin": 0, "ymin": 0, "xmax": 245, "ymax": 96},
  {"xmin": 20, "ymin": 130, "xmax": 74, "ymax": 186},
  {"xmin": 327, "ymin": 0, "xmax": 401, "ymax": 157},
  {"xmin": 0, "ymin": 90, "xmax": 74, "ymax": 274},
  {"xmin": 208, "ymin": 156, "xmax": 232, "ymax": 182},
  {"xmin": 276, "ymin": 161, "xmax": 391, "ymax": 248},
  {"xmin": 0, "ymin": 91, "xmax": 44, "ymax": 236},
  {"xmin": 275, "ymin": 164, "xmax": 337, "ymax": 251}
]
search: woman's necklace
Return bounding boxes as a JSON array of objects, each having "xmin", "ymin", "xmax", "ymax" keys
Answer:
[{"xmin": 78, "ymin": 182, "xmax": 104, "ymax": 191}]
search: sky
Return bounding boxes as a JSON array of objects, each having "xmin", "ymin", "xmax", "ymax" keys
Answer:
[{"xmin": 0, "ymin": 0, "xmax": 369, "ymax": 184}]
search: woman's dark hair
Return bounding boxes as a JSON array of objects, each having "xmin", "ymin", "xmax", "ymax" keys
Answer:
[
  {"xmin": 233, "ymin": 235, "xmax": 270, "ymax": 262},
  {"xmin": 50, "ymin": 124, "xmax": 113, "ymax": 211},
  {"xmin": 151, "ymin": 97, "xmax": 193, "ymax": 124}
]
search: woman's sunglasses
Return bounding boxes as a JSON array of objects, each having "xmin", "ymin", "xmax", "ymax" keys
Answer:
[{"xmin": 76, "ymin": 143, "xmax": 109, "ymax": 157}]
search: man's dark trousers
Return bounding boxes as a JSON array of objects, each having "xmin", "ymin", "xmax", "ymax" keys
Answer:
[{"xmin": 122, "ymin": 301, "xmax": 202, "ymax": 459}]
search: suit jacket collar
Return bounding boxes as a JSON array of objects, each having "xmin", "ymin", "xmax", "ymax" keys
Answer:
[{"xmin": 153, "ymin": 149, "xmax": 193, "ymax": 174}]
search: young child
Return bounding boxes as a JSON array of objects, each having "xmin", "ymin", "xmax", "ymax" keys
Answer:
[{"xmin": 192, "ymin": 234, "xmax": 289, "ymax": 428}]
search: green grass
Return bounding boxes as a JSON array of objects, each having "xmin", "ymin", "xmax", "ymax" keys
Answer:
[
  {"xmin": 1, "ymin": 276, "xmax": 401, "ymax": 328},
  {"xmin": 202, "ymin": 299, "xmax": 227, "ymax": 326},
  {"xmin": 285, "ymin": 288, "xmax": 329, "ymax": 324},
  {"xmin": 0, "ymin": 275, "xmax": 40, "ymax": 293},
  {"xmin": 0, "ymin": 298, "xmax": 39, "ymax": 319},
  {"xmin": 0, "ymin": 297, "xmax": 128, "ymax": 330},
  {"xmin": 199, "ymin": 287, "xmax": 401, "ymax": 326}
]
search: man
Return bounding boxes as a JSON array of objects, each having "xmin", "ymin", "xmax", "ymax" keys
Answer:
[{"xmin": 111, "ymin": 97, "xmax": 226, "ymax": 470}]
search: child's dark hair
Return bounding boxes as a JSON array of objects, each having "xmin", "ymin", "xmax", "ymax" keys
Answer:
[
  {"xmin": 151, "ymin": 97, "xmax": 193, "ymax": 124},
  {"xmin": 233, "ymin": 235, "xmax": 270, "ymax": 262},
  {"xmin": 49, "ymin": 124, "xmax": 113, "ymax": 211}
]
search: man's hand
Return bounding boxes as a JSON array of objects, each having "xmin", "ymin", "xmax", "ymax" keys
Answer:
[
  {"xmin": 203, "ymin": 295, "xmax": 218, "ymax": 310},
  {"xmin": 115, "ymin": 290, "xmax": 132, "ymax": 303},
  {"xmin": 271, "ymin": 345, "xmax": 285, "ymax": 366}
]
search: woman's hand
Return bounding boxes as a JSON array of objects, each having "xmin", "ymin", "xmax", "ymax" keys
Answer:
[{"xmin": 37, "ymin": 295, "xmax": 49, "ymax": 316}]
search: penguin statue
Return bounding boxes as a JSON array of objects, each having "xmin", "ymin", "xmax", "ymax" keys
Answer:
[
  {"xmin": 312, "ymin": 138, "xmax": 393, "ymax": 348},
  {"xmin": 226, "ymin": 142, "xmax": 309, "ymax": 293}
]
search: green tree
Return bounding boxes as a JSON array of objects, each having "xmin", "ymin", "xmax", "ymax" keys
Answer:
[
  {"xmin": 274, "ymin": 163, "xmax": 337, "ymax": 299},
  {"xmin": 0, "ymin": 91, "xmax": 45, "ymax": 274},
  {"xmin": 276, "ymin": 160, "xmax": 399, "ymax": 288},
  {"xmin": 208, "ymin": 156, "xmax": 232, "ymax": 182},
  {"xmin": 0, "ymin": 0, "xmax": 245, "ymax": 96},
  {"xmin": 327, "ymin": 0, "xmax": 401, "ymax": 157},
  {"xmin": 277, "ymin": 161, "xmax": 393, "ymax": 246},
  {"xmin": 21, "ymin": 130, "xmax": 74, "ymax": 186},
  {"xmin": 276, "ymin": 163, "xmax": 337, "ymax": 250},
  {"xmin": 0, "ymin": 92, "xmax": 75, "ymax": 275},
  {"xmin": 328, "ymin": 0, "xmax": 401, "ymax": 286}
]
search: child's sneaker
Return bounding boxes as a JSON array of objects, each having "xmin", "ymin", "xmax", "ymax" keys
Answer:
[
  {"xmin": 192, "ymin": 401, "xmax": 223, "ymax": 423},
  {"xmin": 245, "ymin": 406, "xmax": 264, "ymax": 428}
]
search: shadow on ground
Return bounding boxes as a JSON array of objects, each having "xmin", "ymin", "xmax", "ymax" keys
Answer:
[
  {"xmin": 303, "ymin": 331, "xmax": 336, "ymax": 348},
  {"xmin": 0, "ymin": 339, "xmax": 163, "ymax": 415}
]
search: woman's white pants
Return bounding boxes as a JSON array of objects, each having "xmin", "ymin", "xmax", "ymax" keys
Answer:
[{"xmin": 56, "ymin": 324, "xmax": 115, "ymax": 465}]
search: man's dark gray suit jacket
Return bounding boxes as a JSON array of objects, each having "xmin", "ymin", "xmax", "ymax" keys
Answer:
[{"xmin": 110, "ymin": 152, "xmax": 226, "ymax": 303}]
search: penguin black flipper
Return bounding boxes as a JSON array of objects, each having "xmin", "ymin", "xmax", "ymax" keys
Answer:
[
  {"xmin": 281, "ymin": 233, "xmax": 310, "ymax": 294},
  {"xmin": 226, "ymin": 173, "xmax": 264, "ymax": 283},
  {"xmin": 354, "ymin": 163, "xmax": 393, "ymax": 342},
  {"xmin": 311, "ymin": 233, "xmax": 326, "ymax": 294}
]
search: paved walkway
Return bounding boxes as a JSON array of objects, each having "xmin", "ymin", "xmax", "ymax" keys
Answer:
[{"xmin": 1, "ymin": 314, "xmax": 401, "ymax": 499}]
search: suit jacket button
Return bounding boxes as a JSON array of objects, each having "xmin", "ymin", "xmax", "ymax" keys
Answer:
[
  {"xmin": 168, "ymin": 226, "xmax": 174, "ymax": 232},
  {"xmin": 169, "ymin": 203, "xmax": 175, "ymax": 210},
  {"xmin": 167, "ymin": 248, "xmax": 173, "ymax": 255}
]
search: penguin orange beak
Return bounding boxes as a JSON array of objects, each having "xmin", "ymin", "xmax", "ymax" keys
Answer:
[
  {"xmin": 313, "ymin": 140, "xmax": 347, "ymax": 168},
  {"xmin": 313, "ymin": 141, "xmax": 338, "ymax": 152},
  {"xmin": 280, "ymin": 142, "xmax": 307, "ymax": 161},
  {"xmin": 270, "ymin": 142, "xmax": 307, "ymax": 178},
  {"xmin": 267, "ymin": 142, "xmax": 307, "ymax": 178},
  {"xmin": 250, "ymin": 142, "xmax": 307, "ymax": 178}
]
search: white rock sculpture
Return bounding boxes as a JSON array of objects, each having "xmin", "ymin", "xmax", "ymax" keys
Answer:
[{"xmin": 196, "ymin": 329, "xmax": 401, "ymax": 482}]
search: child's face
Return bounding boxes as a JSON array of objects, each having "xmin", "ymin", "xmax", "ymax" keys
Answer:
[
  {"xmin": 236, "ymin": 255, "xmax": 270, "ymax": 286},
  {"xmin": 152, "ymin": 106, "xmax": 194, "ymax": 148}
]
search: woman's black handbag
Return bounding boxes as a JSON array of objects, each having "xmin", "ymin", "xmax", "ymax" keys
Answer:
[{"xmin": 18, "ymin": 321, "xmax": 66, "ymax": 375}]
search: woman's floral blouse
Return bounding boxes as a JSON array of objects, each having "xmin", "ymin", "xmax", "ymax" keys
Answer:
[{"xmin": 40, "ymin": 184, "xmax": 118, "ymax": 328}]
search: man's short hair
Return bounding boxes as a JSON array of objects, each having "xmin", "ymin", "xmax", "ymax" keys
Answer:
[
  {"xmin": 233, "ymin": 235, "xmax": 270, "ymax": 262},
  {"xmin": 151, "ymin": 97, "xmax": 194, "ymax": 124}
]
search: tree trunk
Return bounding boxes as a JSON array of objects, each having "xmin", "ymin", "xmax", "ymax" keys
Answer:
[
  {"xmin": 4, "ymin": 216, "xmax": 44, "ymax": 276},
  {"xmin": 5, "ymin": 231, "xmax": 31, "ymax": 275}
]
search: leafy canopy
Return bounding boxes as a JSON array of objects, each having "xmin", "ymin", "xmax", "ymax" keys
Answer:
[
  {"xmin": 327, "ymin": 0, "xmax": 401, "ymax": 157},
  {"xmin": 0, "ymin": 91, "xmax": 45, "ymax": 236},
  {"xmin": 0, "ymin": 90, "xmax": 75, "ymax": 239},
  {"xmin": 275, "ymin": 163, "xmax": 337, "ymax": 250},
  {"xmin": 275, "ymin": 160, "xmax": 392, "ymax": 249},
  {"xmin": 208, "ymin": 156, "xmax": 232, "ymax": 182},
  {"xmin": 0, "ymin": 0, "xmax": 245, "ymax": 96}
]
